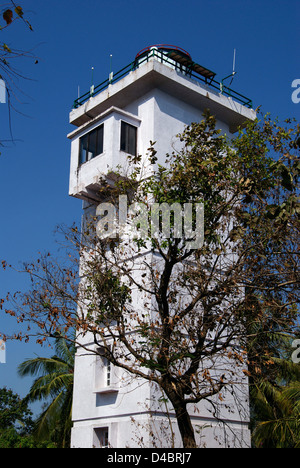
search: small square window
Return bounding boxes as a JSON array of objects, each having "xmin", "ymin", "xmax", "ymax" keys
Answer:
[
  {"xmin": 94, "ymin": 427, "xmax": 109, "ymax": 448},
  {"xmin": 120, "ymin": 121, "xmax": 137, "ymax": 156},
  {"xmin": 79, "ymin": 124, "xmax": 104, "ymax": 164}
]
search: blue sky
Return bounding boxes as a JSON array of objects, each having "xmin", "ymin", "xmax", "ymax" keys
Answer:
[{"xmin": 0, "ymin": 0, "xmax": 299, "ymax": 414}]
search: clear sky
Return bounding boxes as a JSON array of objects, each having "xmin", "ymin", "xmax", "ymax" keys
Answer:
[{"xmin": 0, "ymin": 0, "xmax": 299, "ymax": 413}]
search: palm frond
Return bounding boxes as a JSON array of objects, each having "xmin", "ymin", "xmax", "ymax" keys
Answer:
[{"xmin": 18, "ymin": 335, "xmax": 75, "ymax": 447}]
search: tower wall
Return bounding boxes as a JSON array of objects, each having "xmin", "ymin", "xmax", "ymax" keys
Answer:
[{"xmin": 68, "ymin": 48, "xmax": 255, "ymax": 448}]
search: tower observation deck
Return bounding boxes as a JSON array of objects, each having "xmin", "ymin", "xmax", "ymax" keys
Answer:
[{"xmin": 72, "ymin": 44, "xmax": 252, "ymax": 112}]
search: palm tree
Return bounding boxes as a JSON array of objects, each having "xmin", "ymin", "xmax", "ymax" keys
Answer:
[
  {"xmin": 251, "ymin": 379, "xmax": 300, "ymax": 448},
  {"xmin": 250, "ymin": 357, "xmax": 300, "ymax": 448},
  {"xmin": 18, "ymin": 336, "xmax": 75, "ymax": 448},
  {"xmin": 246, "ymin": 300, "xmax": 300, "ymax": 448}
]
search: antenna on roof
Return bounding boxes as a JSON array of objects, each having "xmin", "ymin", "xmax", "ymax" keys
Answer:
[
  {"xmin": 220, "ymin": 48, "xmax": 237, "ymax": 94},
  {"xmin": 230, "ymin": 48, "xmax": 237, "ymax": 85},
  {"xmin": 90, "ymin": 67, "xmax": 95, "ymax": 96},
  {"xmin": 232, "ymin": 49, "xmax": 236, "ymax": 73},
  {"xmin": 109, "ymin": 54, "xmax": 113, "ymax": 84}
]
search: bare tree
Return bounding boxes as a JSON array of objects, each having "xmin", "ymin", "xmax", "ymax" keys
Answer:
[{"xmin": 0, "ymin": 2, "xmax": 35, "ymax": 148}]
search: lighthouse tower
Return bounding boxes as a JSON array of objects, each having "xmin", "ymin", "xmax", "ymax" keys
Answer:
[{"xmin": 68, "ymin": 45, "xmax": 256, "ymax": 448}]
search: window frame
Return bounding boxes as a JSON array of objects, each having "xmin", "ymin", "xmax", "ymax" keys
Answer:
[
  {"xmin": 94, "ymin": 346, "xmax": 118, "ymax": 394},
  {"xmin": 79, "ymin": 123, "xmax": 104, "ymax": 165},
  {"xmin": 120, "ymin": 120, "xmax": 137, "ymax": 156},
  {"xmin": 94, "ymin": 427, "xmax": 109, "ymax": 448}
]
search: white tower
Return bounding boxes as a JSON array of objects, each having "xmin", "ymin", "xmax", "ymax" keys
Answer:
[{"xmin": 68, "ymin": 45, "xmax": 256, "ymax": 448}]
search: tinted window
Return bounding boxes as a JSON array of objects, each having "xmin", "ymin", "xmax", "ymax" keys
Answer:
[
  {"xmin": 79, "ymin": 124, "xmax": 103, "ymax": 164},
  {"xmin": 120, "ymin": 121, "xmax": 137, "ymax": 156}
]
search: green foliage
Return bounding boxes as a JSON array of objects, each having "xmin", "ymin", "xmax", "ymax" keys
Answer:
[
  {"xmin": 91, "ymin": 269, "xmax": 132, "ymax": 323},
  {"xmin": 0, "ymin": 426, "xmax": 56, "ymax": 448},
  {"xmin": 0, "ymin": 387, "xmax": 33, "ymax": 432},
  {"xmin": 0, "ymin": 387, "xmax": 55, "ymax": 448},
  {"xmin": 251, "ymin": 371, "xmax": 300, "ymax": 448},
  {"xmin": 17, "ymin": 336, "xmax": 75, "ymax": 448}
]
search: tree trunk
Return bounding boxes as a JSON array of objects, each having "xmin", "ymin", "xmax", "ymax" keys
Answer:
[
  {"xmin": 174, "ymin": 400, "xmax": 197, "ymax": 448},
  {"xmin": 164, "ymin": 384, "xmax": 197, "ymax": 448}
]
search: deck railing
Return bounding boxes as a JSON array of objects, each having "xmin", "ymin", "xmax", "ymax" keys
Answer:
[{"xmin": 73, "ymin": 49, "xmax": 252, "ymax": 110}]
